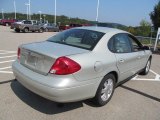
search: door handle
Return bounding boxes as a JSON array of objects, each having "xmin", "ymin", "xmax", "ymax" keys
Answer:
[{"xmin": 119, "ymin": 59, "xmax": 124, "ymax": 63}]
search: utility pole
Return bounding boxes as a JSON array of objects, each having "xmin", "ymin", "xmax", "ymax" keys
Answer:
[
  {"xmin": 14, "ymin": 0, "xmax": 16, "ymax": 19},
  {"xmin": 54, "ymin": 0, "xmax": 57, "ymax": 25},
  {"xmin": 96, "ymin": 0, "xmax": 100, "ymax": 22}
]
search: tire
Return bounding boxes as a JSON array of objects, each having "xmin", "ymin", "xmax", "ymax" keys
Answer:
[
  {"xmin": 93, "ymin": 74, "xmax": 115, "ymax": 106},
  {"xmin": 5, "ymin": 23, "xmax": 9, "ymax": 26},
  {"xmin": 15, "ymin": 29, "xmax": 20, "ymax": 32},
  {"xmin": 24, "ymin": 28, "xmax": 29, "ymax": 33},
  {"xmin": 45, "ymin": 28, "xmax": 49, "ymax": 32},
  {"xmin": 139, "ymin": 59, "xmax": 151, "ymax": 75},
  {"xmin": 39, "ymin": 28, "xmax": 44, "ymax": 33}
]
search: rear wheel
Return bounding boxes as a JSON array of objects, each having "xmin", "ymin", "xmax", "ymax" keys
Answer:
[
  {"xmin": 139, "ymin": 59, "xmax": 151, "ymax": 75},
  {"xmin": 93, "ymin": 74, "xmax": 115, "ymax": 106},
  {"xmin": 24, "ymin": 28, "xmax": 29, "ymax": 33}
]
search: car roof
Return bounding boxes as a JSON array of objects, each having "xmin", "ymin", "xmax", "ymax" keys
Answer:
[{"xmin": 74, "ymin": 26, "xmax": 127, "ymax": 34}]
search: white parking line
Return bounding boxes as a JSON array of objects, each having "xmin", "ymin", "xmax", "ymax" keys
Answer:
[
  {"xmin": 0, "ymin": 66, "xmax": 12, "ymax": 70},
  {"xmin": 0, "ymin": 55, "xmax": 16, "ymax": 59},
  {"xmin": 0, "ymin": 50, "xmax": 16, "ymax": 53},
  {"xmin": 132, "ymin": 69, "xmax": 160, "ymax": 81},
  {"xmin": 0, "ymin": 60, "xmax": 15, "ymax": 64},
  {"xmin": 132, "ymin": 78, "xmax": 160, "ymax": 81},
  {"xmin": 0, "ymin": 52, "xmax": 16, "ymax": 55},
  {"xmin": 0, "ymin": 50, "xmax": 15, "ymax": 74},
  {"xmin": 150, "ymin": 70, "xmax": 159, "ymax": 76},
  {"xmin": 0, "ymin": 71, "xmax": 13, "ymax": 74}
]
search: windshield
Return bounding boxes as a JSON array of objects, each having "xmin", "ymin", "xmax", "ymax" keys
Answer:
[{"xmin": 47, "ymin": 29, "xmax": 105, "ymax": 50}]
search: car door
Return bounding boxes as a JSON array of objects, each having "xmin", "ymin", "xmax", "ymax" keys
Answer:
[
  {"xmin": 127, "ymin": 34, "xmax": 147, "ymax": 71},
  {"xmin": 33, "ymin": 21, "xmax": 38, "ymax": 31},
  {"xmin": 111, "ymin": 33, "xmax": 139, "ymax": 81}
]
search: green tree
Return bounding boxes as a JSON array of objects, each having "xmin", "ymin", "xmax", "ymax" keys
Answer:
[
  {"xmin": 139, "ymin": 19, "xmax": 151, "ymax": 37},
  {"xmin": 127, "ymin": 26, "xmax": 137, "ymax": 35},
  {"xmin": 150, "ymin": 1, "xmax": 160, "ymax": 30}
]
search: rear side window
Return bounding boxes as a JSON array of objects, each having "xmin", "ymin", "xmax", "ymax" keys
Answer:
[
  {"xmin": 108, "ymin": 33, "xmax": 132, "ymax": 53},
  {"xmin": 47, "ymin": 29, "xmax": 105, "ymax": 50}
]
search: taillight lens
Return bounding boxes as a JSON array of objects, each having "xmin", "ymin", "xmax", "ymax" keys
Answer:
[
  {"xmin": 49, "ymin": 56, "xmax": 81, "ymax": 75},
  {"xmin": 17, "ymin": 47, "xmax": 20, "ymax": 60}
]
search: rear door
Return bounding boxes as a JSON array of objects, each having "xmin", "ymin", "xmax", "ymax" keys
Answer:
[{"xmin": 111, "ymin": 33, "xmax": 139, "ymax": 81}]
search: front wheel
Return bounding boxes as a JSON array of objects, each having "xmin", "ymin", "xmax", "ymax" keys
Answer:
[
  {"xmin": 15, "ymin": 29, "xmax": 20, "ymax": 32},
  {"xmin": 5, "ymin": 23, "xmax": 9, "ymax": 26},
  {"xmin": 93, "ymin": 74, "xmax": 115, "ymax": 106},
  {"xmin": 39, "ymin": 28, "xmax": 44, "ymax": 33},
  {"xmin": 139, "ymin": 59, "xmax": 151, "ymax": 75}
]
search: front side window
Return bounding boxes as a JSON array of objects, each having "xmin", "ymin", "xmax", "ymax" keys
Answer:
[
  {"xmin": 24, "ymin": 21, "xmax": 32, "ymax": 24},
  {"xmin": 108, "ymin": 33, "xmax": 132, "ymax": 53},
  {"xmin": 127, "ymin": 35, "xmax": 143, "ymax": 52},
  {"xmin": 47, "ymin": 29, "xmax": 105, "ymax": 50}
]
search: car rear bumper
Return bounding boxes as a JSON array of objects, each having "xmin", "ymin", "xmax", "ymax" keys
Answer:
[{"xmin": 12, "ymin": 61, "xmax": 101, "ymax": 102}]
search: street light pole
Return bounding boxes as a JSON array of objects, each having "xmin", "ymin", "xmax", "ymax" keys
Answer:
[
  {"xmin": 43, "ymin": 15, "xmax": 46, "ymax": 23},
  {"xmin": 38, "ymin": 11, "xmax": 42, "ymax": 21},
  {"xmin": 14, "ymin": 0, "xmax": 16, "ymax": 19},
  {"xmin": 54, "ymin": 0, "xmax": 57, "ymax": 25},
  {"xmin": 25, "ymin": 3, "xmax": 29, "ymax": 20},
  {"xmin": 96, "ymin": 0, "xmax": 100, "ymax": 22},
  {"xmin": 2, "ymin": 9, "xmax": 4, "ymax": 19},
  {"xmin": 28, "ymin": 0, "xmax": 31, "ymax": 20}
]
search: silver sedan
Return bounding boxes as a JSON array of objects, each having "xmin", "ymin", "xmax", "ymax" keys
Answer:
[{"xmin": 12, "ymin": 27, "xmax": 152, "ymax": 106}]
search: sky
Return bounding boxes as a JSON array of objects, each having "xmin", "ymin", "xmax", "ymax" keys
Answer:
[{"xmin": 0, "ymin": 0, "xmax": 159, "ymax": 26}]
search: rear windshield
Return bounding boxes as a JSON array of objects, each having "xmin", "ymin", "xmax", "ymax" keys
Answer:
[{"xmin": 47, "ymin": 29, "xmax": 105, "ymax": 50}]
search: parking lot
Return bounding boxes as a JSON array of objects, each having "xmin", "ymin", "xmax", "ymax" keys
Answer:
[{"xmin": 0, "ymin": 26, "xmax": 160, "ymax": 120}]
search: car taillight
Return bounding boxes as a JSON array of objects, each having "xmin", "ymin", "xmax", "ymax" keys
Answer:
[
  {"xmin": 49, "ymin": 56, "xmax": 81, "ymax": 75},
  {"xmin": 17, "ymin": 47, "xmax": 20, "ymax": 60}
]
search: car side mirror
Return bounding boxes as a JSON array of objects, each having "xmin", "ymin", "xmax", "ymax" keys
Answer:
[{"xmin": 142, "ymin": 46, "xmax": 150, "ymax": 50}]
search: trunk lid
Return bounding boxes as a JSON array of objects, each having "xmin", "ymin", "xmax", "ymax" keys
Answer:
[{"xmin": 20, "ymin": 41, "xmax": 89, "ymax": 75}]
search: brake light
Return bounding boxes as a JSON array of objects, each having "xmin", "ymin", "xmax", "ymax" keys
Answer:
[
  {"xmin": 49, "ymin": 57, "xmax": 81, "ymax": 75},
  {"xmin": 17, "ymin": 47, "xmax": 20, "ymax": 60}
]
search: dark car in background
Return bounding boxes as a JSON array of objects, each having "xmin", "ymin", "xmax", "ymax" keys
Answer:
[
  {"xmin": 0, "ymin": 19, "xmax": 18, "ymax": 26},
  {"xmin": 59, "ymin": 23, "xmax": 82, "ymax": 31},
  {"xmin": 43, "ymin": 23, "xmax": 59, "ymax": 32}
]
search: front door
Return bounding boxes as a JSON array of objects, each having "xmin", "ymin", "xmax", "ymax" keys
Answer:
[{"xmin": 112, "ymin": 33, "xmax": 139, "ymax": 81}]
